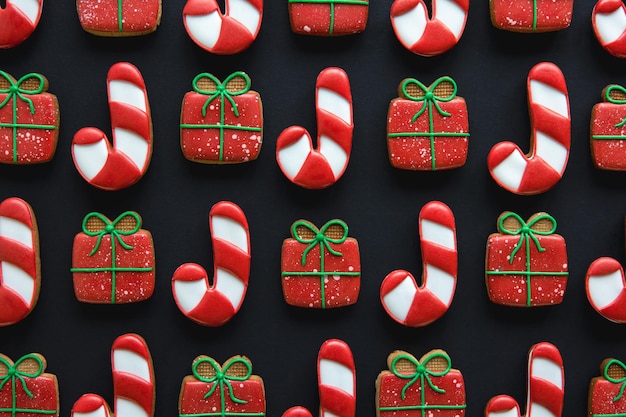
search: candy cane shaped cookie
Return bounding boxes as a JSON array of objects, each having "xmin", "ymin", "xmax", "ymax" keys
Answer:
[
  {"xmin": 276, "ymin": 67, "xmax": 353, "ymax": 190},
  {"xmin": 172, "ymin": 201, "xmax": 250, "ymax": 327},
  {"xmin": 485, "ymin": 342, "xmax": 564, "ymax": 417},
  {"xmin": 380, "ymin": 201, "xmax": 457, "ymax": 327},
  {"xmin": 0, "ymin": 197, "xmax": 40, "ymax": 326},
  {"xmin": 488, "ymin": 62, "xmax": 570, "ymax": 195},
  {"xmin": 183, "ymin": 0, "xmax": 263, "ymax": 54},
  {"xmin": 587, "ymin": 255, "xmax": 626, "ymax": 323},
  {"xmin": 71, "ymin": 334, "xmax": 155, "ymax": 417},
  {"xmin": 593, "ymin": 0, "xmax": 626, "ymax": 58},
  {"xmin": 72, "ymin": 62, "xmax": 152, "ymax": 191},
  {"xmin": 0, "ymin": 0, "xmax": 43, "ymax": 48},
  {"xmin": 390, "ymin": 0, "xmax": 469, "ymax": 56}
]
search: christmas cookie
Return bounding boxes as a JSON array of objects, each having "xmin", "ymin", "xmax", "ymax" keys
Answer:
[
  {"xmin": 180, "ymin": 72, "xmax": 263, "ymax": 164},
  {"xmin": 71, "ymin": 334, "xmax": 154, "ymax": 417},
  {"xmin": 0, "ymin": 0, "xmax": 43, "ymax": 48},
  {"xmin": 72, "ymin": 62, "xmax": 153, "ymax": 191},
  {"xmin": 0, "ymin": 353, "xmax": 59, "ymax": 417},
  {"xmin": 376, "ymin": 350, "xmax": 466, "ymax": 417},
  {"xmin": 0, "ymin": 71, "xmax": 59, "ymax": 164},
  {"xmin": 71, "ymin": 211, "xmax": 155, "ymax": 304},
  {"xmin": 586, "ymin": 249, "xmax": 626, "ymax": 323},
  {"xmin": 276, "ymin": 67, "xmax": 353, "ymax": 189},
  {"xmin": 589, "ymin": 358, "xmax": 626, "ymax": 417},
  {"xmin": 391, "ymin": 0, "xmax": 469, "ymax": 56},
  {"xmin": 489, "ymin": 0, "xmax": 573, "ymax": 32},
  {"xmin": 488, "ymin": 62, "xmax": 570, "ymax": 195},
  {"xmin": 288, "ymin": 0, "xmax": 369, "ymax": 35},
  {"xmin": 593, "ymin": 0, "xmax": 626, "ymax": 58},
  {"xmin": 387, "ymin": 76, "xmax": 469, "ymax": 170},
  {"xmin": 172, "ymin": 201, "xmax": 251, "ymax": 327},
  {"xmin": 77, "ymin": 0, "xmax": 162, "ymax": 36},
  {"xmin": 183, "ymin": 0, "xmax": 263, "ymax": 54},
  {"xmin": 179, "ymin": 356, "xmax": 265, "ymax": 417},
  {"xmin": 0, "ymin": 197, "xmax": 40, "ymax": 326},
  {"xmin": 381, "ymin": 201, "xmax": 457, "ymax": 327},
  {"xmin": 591, "ymin": 85, "xmax": 626, "ymax": 170},
  {"xmin": 485, "ymin": 211, "xmax": 568, "ymax": 307}
]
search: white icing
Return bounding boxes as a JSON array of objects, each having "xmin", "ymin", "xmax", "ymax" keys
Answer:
[
  {"xmin": 527, "ymin": 403, "xmax": 555, "ymax": 417},
  {"xmin": 588, "ymin": 269, "xmax": 624, "ymax": 309},
  {"xmin": 529, "ymin": 80, "xmax": 569, "ymax": 119},
  {"xmin": 382, "ymin": 275, "xmax": 416, "ymax": 322},
  {"xmin": 531, "ymin": 357, "xmax": 563, "ymax": 389},
  {"xmin": 319, "ymin": 359, "xmax": 354, "ymax": 395},
  {"xmin": 229, "ymin": 0, "xmax": 261, "ymax": 36},
  {"xmin": 595, "ymin": 6, "xmax": 626, "ymax": 45},
  {"xmin": 115, "ymin": 398, "xmax": 148, "ymax": 417},
  {"xmin": 185, "ymin": 11, "xmax": 221, "ymax": 50},
  {"xmin": 491, "ymin": 149, "xmax": 527, "ymax": 191},
  {"xmin": 10, "ymin": 0, "xmax": 41, "ymax": 25},
  {"xmin": 277, "ymin": 133, "xmax": 311, "ymax": 178},
  {"xmin": 436, "ymin": 0, "xmax": 466, "ymax": 39},
  {"xmin": 424, "ymin": 264, "xmax": 455, "ymax": 306},
  {"xmin": 114, "ymin": 128, "xmax": 150, "ymax": 171},
  {"xmin": 392, "ymin": 2, "xmax": 427, "ymax": 47},
  {"xmin": 421, "ymin": 219, "xmax": 455, "ymax": 250},
  {"xmin": 0, "ymin": 216, "xmax": 33, "ymax": 249},
  {"xmin": 109, "ymin": 80, "xmax": 147, "ymax": 113},
  {"xmin": 535, "ymin": 131, "xmax": 568, "ymax": 174},
  {"xmin": 319, "ymin": 135, "xmax": 348, "ymax": 178},
  {"xmin": 214, "ymin": 268, "xmax": 246, "ymax": 309},
  {"xmin": 1, "ymin": 261, "xmax": 35, "ymax": 306},
  {"xmin": 488, "ymin": 408, "xmax": 519, "ymax": 417},
  {"xmin": 72, "ymin": 405, "xmax": 109, "ymax": 417},
  {"xmin": 173, "ymin": 278, "xmax": 207, "ymax": 313},
  {"xmin": 318, "ymin": 88, "xmax": 352, "ymax": 126},
  {"xmin": 113, "ymin": 349, "xmax": 151, "ymax": 383},
  {"xmin": 212, "ymin": 215, "xmax": 249, "ymax": 253},
  {"xmin": 73, "ymin": 138, "xmax": 109, "ymax": 181}
]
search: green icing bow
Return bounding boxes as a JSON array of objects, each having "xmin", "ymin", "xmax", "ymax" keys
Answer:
[
  {"xmin": 604, "ymin": 359, "xmax": 626, "ymax": 402},
  {"xmin": 292, "ymin": 219, "xmax": 348, "ymax": 266},
  {"xmin": 0, "ymin": 354, "xmax": 55, "ymax": 417},
  {"xmin": 389, "ymin": 352, "xmax": 452, "ymax": 401},
  {"xmin": 287, "ymin": 0, "xmax": 369, "ymax": 35},
  {"xmin": 401, "ymin": 77, "xmax": 458, "ymax": 122},
  {"xmin": 606, "ymin": 85, "xmax": 626, "ymax": 129}
]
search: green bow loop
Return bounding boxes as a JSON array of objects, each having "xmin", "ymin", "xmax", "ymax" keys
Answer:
[
  {"xmin": 81, "ymin": 211, "xmax": 142, "ymax": 256},
  {"xmin": 498, "ymin": 212, "xmax": 557, "ymax": 263},
  {"xmin": 401, "ymin": 77, "xmax": 457, "ymax": 122},
  {"xmin": 0, "ymin": 71, "xmax": 46, "ymax": 114},
  {"xmin": 390, "ymin": 352, "xmax": 452, "ymax": 400},
  {"xmin": 193, "ymin": 72, "xmax": 252, "ymax": 118},
  {"xmin": 604, "ymin": 359, "xmax": 626, "ymax": 402},
  {"xmin": 193, "ymin": 357, "xmax": 252, "ymax": 405},
  {"xmin": 292, "ymin": 220, "xmax": 348, "ymax": 266},
  {"xmin": 0, "ymin": 354, "xmax": 44, "ymax": 399}
]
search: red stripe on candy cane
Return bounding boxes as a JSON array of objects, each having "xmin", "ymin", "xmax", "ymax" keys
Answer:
[{"xmin": 0, "ymin": 0, "xmax": 43, "ymax": 48}]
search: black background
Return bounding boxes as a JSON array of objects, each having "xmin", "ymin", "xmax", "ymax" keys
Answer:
[{"xmin": 1, "ymin": 1, "xmax": 626, "ymax": 417}]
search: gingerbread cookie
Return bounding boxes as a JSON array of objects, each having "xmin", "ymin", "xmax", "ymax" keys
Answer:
[
  {"xmin": 0, "ymin": 71, "xmax": 59, "ymax": 164},
  {"xmin": 387, "ymin": 77, "xmax": 468, "ymax": 170},
  {"xmin": 591, "ymin": 85, "xmax": 626, "ymax": 170},
  {"xmin": 181, "ymin": 72, "xmax": 263, "ymax": 164},
  {"xmin": 0, "ymin": 197, "xmax": 40, "ymax": 326},
  {"xmin": 0, "ymin": 0, "xmax": 43, "ymax": 48},
  {"xmin": 288, "ymin": 0, "xmax": 369, "ymax": 35},
  {"xmin": 589, "ymin": 358, "xmax": 626, "ymax": 417},
  {"xmin": 71, "ymin": 211, "xmax": 155, "ymax": 304},
  {"xmin": 485, "ymin": 212, "xmax": 568, "ymax": 307},
  {"xmin": 489, "ymin": 0, "xmax": 573, "ymax": 32},
  {"xmin": 77, "ymin": 0, "xmax": 162, "ymax": 36},
  {"xmin": 593, "ymin": 0, "xmax": 626, "ymax": 58}
]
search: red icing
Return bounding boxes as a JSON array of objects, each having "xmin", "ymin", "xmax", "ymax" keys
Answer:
[
  {"xmin": 289, "ymin": 2, "xmax": 368, "ymax": 35},
  {"xmin": 0, "ymin": 0, "xmax": 43, "ymax": 48},
  {"xmin": 283, "ymin": 407, "xmax": 313, "ymax": 417},
  {"xmin": 0, "ymin": 357, "xmax": 58, "ymax": 417},
  {"xmin": 71, "ymin": 394, "xmax": 110, "ymax": 415},
  {"xmin": 586, "ymin": 257, "xmax": 626, "ymax": 323},
  {"xmin": 590, "ymin": 360, "xmax": 626, "ymax": 417},
  {"xmin": 591, "ymin": 90, "xmax": 626, "ymax": 170},
  {"xmin": 77, "ymin": 0, "xmax": 162, "ymax": 36},
  {"xmin": 490, "ymin": 0, "xmax": 573, "ymax": 32}
]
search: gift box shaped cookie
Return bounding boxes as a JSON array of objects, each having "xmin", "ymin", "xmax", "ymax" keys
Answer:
[
  {"xmin": 179, "ymin": 356, "xmax": 265, "ymax": 417},
  {"xmin": 489, "ymin": 0, "xmax": 573, "ymax": 32},
  {"xmin": 590, "ymin": 359, "xmax": 626, "ymax": 417},
  {"xmin": 387, "ymin": 77, "xmax": 469, "ymax": 171},
  {"xmin": 282, "ymin": 219, "xmax": 360, "ymax": 308},
  {"xmin": 0, "ymin": 71, "xmax": 59, "ymax": 164},
  {"xmin": 181, "ymin": 72, "xmax": 262, "ymax": 164},
  {"xmin": 71, "ymin": 211, "xmax": 155, "ymax": 304},
  {"xmin": 485, "ymin": 212, "xmax": 568, "ymax": 307},
  {"xmin": 591, "ymin": 85, "xmax": 626, "ymax": 170},
  {"xmin": 288, "ymin": 0, "xmax": 369, "ymax": 35},
  {"xmin": 77, "ymin": 0, "xmax": 162, "ymax": 36},
  {"xmin": 376, "ymin": 350, "xmax": 466, "ymax": 417},
  {"xmin": 0, "ymin": 353, "xmax": 59, "ymax": 417}
]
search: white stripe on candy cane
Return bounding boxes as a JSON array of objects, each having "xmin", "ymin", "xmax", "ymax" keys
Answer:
[
  {"xmin": 10, "ymin": 0, "xmax": 41, "ymax": 25},
  {"xmin": 113, "ymin": 349, "xmax": 152, "ymax": 383},
  {"xmin": 436, "ymin": 0, "xmax": 467, "ymax": 39},
  {"xmin": 1, "ymin": 261, "xmax": 35, "ymax": 305},
  {"xmin": 229, "ymin": 0, "xmax": 262, "ymax": 35},
  {"xmin": 212, "ymin": 215, "xmax": 249, "ymax": 253},
  {"xmin": 185, "ymin": 12, "xmax": 221, "ymax": 49},
  {"xmin": 382, "ymin": 275, "xmax": 416, "ymax": 322},
  {"xmin": 319, "ymin": 359, "xmax": 355, "ymax": 396},
  {"xmin": 0, "ymin": 215, "xmax": 33, "ymax": 249},
  {"xmin": 109, "ymin": 80, "xmax": 148, "ymax": 112},
  {"xmin": 391, "ymin": 3, "xmax": 427, "ymax": 47},
  {"xmin": 595, "ymin": 4, "xmax": 626, "ymax": 45},
  {"xmin": 587, "ymin": 269, "xmax": 623, "ymax": 309}
]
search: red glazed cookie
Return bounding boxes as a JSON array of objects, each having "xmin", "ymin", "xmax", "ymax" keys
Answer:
[
  {"xmin": 0, "ymin": 71, "xmax": 59, "ymax": 164},
  {"xmin": 282, "ymin": 219, "xmax": 360, "ymax": 309},
  {"xmin": 485, "ymin": 212, "xmax": 568, "ymax": 307},
  {"xmin": 593, "ymin": 0, "xmax": 626, "ymax": 58},
  {"xmin": 77, "ymin": 0, "xmax": 162, "ymax": 36},
  {"xmin": 591, "ymin": 85, "xmax": 626, "ymax": 170},
  {"xmin": 387, "ymin": 77, "xmax": 468, "ymax": 170},
  {"xmin": 489, "ymin": 0, "xmax": 573, "ymax": 32},
  {"xmin": 289, "ymin": 0, "xmax": 368, "ymax": 35},
  {"xmin": 181, "ymin": 72, "xmax": 263, "ymax": 164},
  {"xmin": 0, "ymin": 0, "xmax": 43, "ymax": 48},
  {"xmin": 589, "ymin": 359, "xmax": 626, "ymax": 417},
  {"xmin": 71, "ymin": 211, "xmax": 155, "ymax": 304}
]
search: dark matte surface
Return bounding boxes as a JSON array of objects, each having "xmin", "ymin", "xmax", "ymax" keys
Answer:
[{"xmin": 1, "ymin": 1, "xmax": 626, "ymax": 417}]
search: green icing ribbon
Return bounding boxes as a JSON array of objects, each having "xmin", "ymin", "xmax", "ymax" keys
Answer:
[
  {"xmin": 0, "ymin": 71, "xmax": 57, "ymax": 164},
  {"xmin": 592, "ymin": 86, "xmax": 626, "ymax": 141},
  {"xmin": 180, "ymin": 72, "xmax": 262, "ymax": 162},
  {"xmin": 287, "ymin": 0, "xmax": 369, "ymax": 35},
  {"xmin": 386, "ymin": 77, "xmax": 469, "ymax": 170},
  {"xmin": 604, "ymin": 359, "xmax": 626, "ymax": 402},
  {"xmin": 532, "ymin": 0, "xmax": 537, "ymax": 31},
  {"xmin": 118, "ymin": 0, "xmax": 123, "ymax": 32},
  {"xmin": 0, "ymin": 355, "xmax": 56, "ymax": 417},
  {"xmin": 70, "ymin": 211, "xmax": 152, "ymax": 303}
]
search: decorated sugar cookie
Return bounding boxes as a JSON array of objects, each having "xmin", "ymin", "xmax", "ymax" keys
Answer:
[
  {"xmin": 489, "ymin": 0, "xmax": 573, "ymax": 32},
  {"xmin": 0, "ymin": 197, "xmax": 40, "ymax": 326},
  {"xmin": 591, "ymin": 85, "xmax": 626, "ymax": 170},
  {"xmin": 276, "ymin": 67, "xmax": 353, "ymax": 189},
  {"xmin": 589, "ymin": 358, "xmax": 626, "ymax": 417},
  {"xmin": 172, "ymin": 201, "xmax": 251, "ymax": 327},
  {"xmin": 180, "ymin": 72, "xmax": 263, "ymax": 164},
  {"xmin": 179, "ymin": 356, "xmax": 265, "ymax": 417},
  {"xmin": 183, "ymin": 0, "xmax": 263, "ymax": 54},
  {"xmin": 485, "ymin": 343, "xmax": 564, "ymax": 417},
  {"xmin": 376, "ymin": 350, "xmax": 466, "ymax": 417},
  {"xmin": 288, "ymin": 0, "xmax": 369, "ymax": 35},
  {"xmin": 72, "ymin": 62, "xmax": 153, "ymax": 191},
  {"xmin": 71, "ymin": 334, "xmax": 154, "ymax": 417},
  {"xmin": 77, "ymin": 0, "xmax": 162, "ymax": 36},
  {"xmin": 593, "ymin": 0, "xmax": 626, "ymax": 57},
  {"xmin": 0, "ymin": 0, "xmax": 43, "ymax": 48},
  {"xmin": 488, "ymin": 62, "xmax": 570, "ymax": 195},
  {"xmin": 71, "ymin": 211, "xmax": 155, "ymax": 304},
  {"xmin": 0, "ymin": 71, "xmax": 59, "ymax": 164},
  {"xmin": 387, "ymin": 77, "xmax": 469, "ymax": 170},
  {"xmin": 485, "ymin": 212, "xmax": 568, "ymax": 307}
]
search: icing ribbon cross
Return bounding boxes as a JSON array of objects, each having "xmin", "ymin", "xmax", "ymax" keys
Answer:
[
  {"xmin": 0, "ymin": 355, "xmax": 54, "ymax": 417},
  {"xmin": 287, "ymin": 0, "xmax": 369, "ymax": 35},
  {"xmin": 603, "ymin": 359, "xmax": 626, "ymax": 402}
]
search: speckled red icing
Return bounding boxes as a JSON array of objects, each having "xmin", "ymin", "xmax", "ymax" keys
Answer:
[
  {"xmin": 590, "ymin": 359, "xmax": 626, "ymax": 417},
  {"xmin": 77, "ymin": 0, "xmax": 162, "ymax": 36},
  {"xmin": 289, "ymin": 1, "xmax": 368, "ymax": 35},
  {"xmin": 490, "ymin": 0, "xmax": 572, "ymax": 32},
  {"xmin": 0, "ymin": 0, "xmax": 43, "ymax": 48},
  {"xmin": 591, "ymin": 85, "xmax": 626, "ymax": 170}
]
